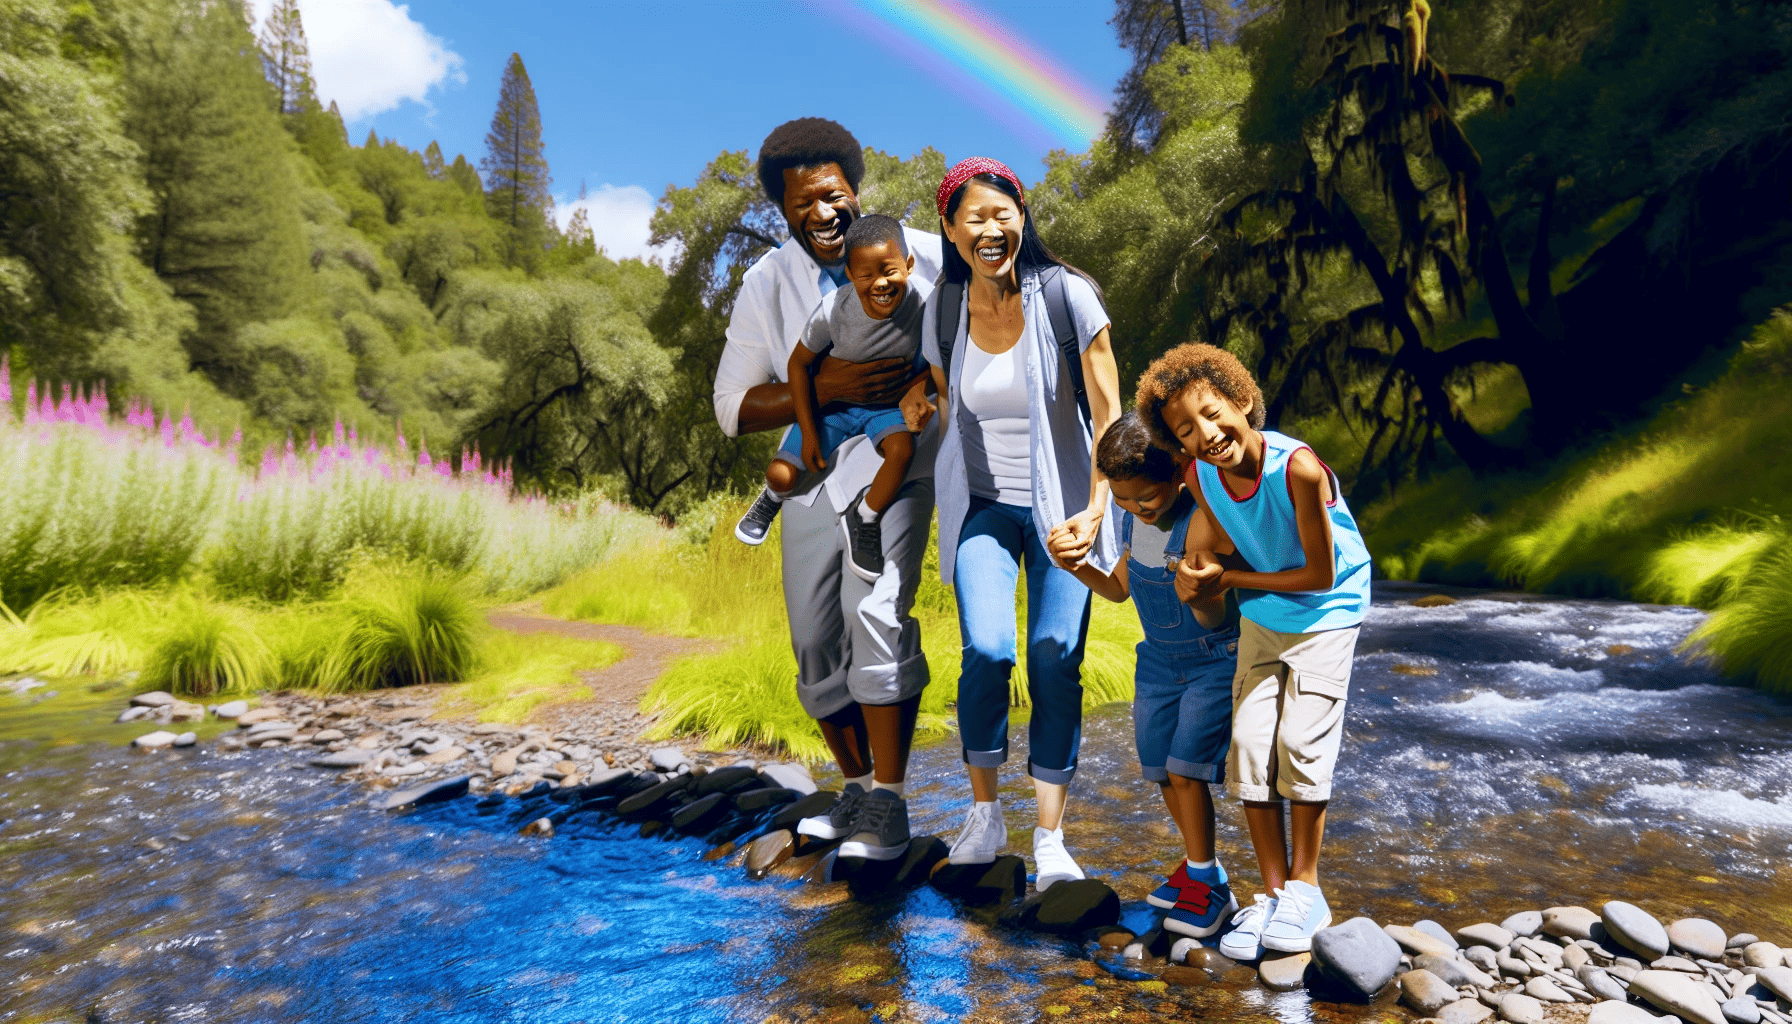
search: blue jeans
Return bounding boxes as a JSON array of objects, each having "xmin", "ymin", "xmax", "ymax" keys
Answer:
[
  {"xmin": 954, "ymin": 496, "xmax": 1092, "ymax": 784},
  {"xmin": 774, "ymin": 404, "xmax": 909, "ymax": 470}
]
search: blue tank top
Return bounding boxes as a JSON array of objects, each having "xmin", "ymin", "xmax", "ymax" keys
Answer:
[{"xmin": 1192, "ymin": 430, "xmax": 1371, "ymax": 632}]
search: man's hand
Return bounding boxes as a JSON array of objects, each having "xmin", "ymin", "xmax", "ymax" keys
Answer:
[
  {"xmin": 900, "ymin": 379, "xmax": 935, "ymax": 433},
  {"xmin": 801, "ymin": 432, "xmax": 827, "ymax": 472},
  {"xmin": 1174, "ymin": 552, "xmax": 1228, "ymax": 603},
  {"xmin": 813, "ymin": 356, "xmax": 914, "ymax": 408},
  {"xmin": 1053, "ymin": 506, "xmax": 1105, "ymax": 569}
]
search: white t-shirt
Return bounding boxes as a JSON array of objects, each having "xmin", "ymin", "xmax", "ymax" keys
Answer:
[{"xmin": 961, "ymin": 337, "xmax": 1030, "ymax": 505}]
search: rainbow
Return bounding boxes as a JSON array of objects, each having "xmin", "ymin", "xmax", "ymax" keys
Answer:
[{"xmin": 831, "ymin": 0, "xmax": 1110, "ymax": 149}]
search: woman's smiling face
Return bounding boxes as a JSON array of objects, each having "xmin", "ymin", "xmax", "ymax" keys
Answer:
[{"xmin": 945, "ymin": 180, "xmax": 1023, "ymax": 282}]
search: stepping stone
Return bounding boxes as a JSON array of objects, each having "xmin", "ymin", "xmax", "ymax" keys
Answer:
[
  {"xmin": 1460, "ymin": 923, "xmax": 1517, "ymax": 950},
  {"xmin": 694, "ymin": 766, "xmax": 761, "ymax": 795},
  {"xmin": 844, "ymin": 835, "xmax": 947, "ymax": 898},
  {"xmin": 310, "ymin": 749, "xmax": 375, "ymax": 768},
  {"xmin": 1417, "ymin": 920, "xmax": 1461, "ymax": 950},
  {"xmin": 766, "ymin": 791, "xmax": 837, "ymax": 835},
  {"xmin": 1670, "ymin": 920, "xmax": 1729, "ymax": 961},
  {"xmin": 1439, "ymin": 998, "xmax": 1497, "ymax": 1024},
  {"xmin": 758, "ymin": 763, "xmax": 816, "ymax": 795},
  {"xmin": 670, "ymin": 792, "xmax": 731, "ymax": 834},
  {"xmin": 1605, "ymin": 902, "xmax": 1671, "ymax": 961},
  {"xmin": 374, "ymin": 774, "xmax": 470, "ymax": 811},
  {"xmin": 1544, "ymin": 907, "xmax": 1602, "ymax": 941},
  {"xmin": 615, "ymin": 774, "xmax": 696, "ymax": 818},
  {"xmin": 745, "ymin": 830, "xmax": 794, "ymax": 878},
  {"xmin": 1006, "ymin": 878, "xmax": 1120, "ymax": 937},
  {"xmin": 1388, "ymin": 924, "xmax": 1460, "ymax": 960},
  {"xmin": 1588, "ymin": 1001, "xmax": 1677, "ymax": 1024},
  {"xmin": 1313, "ymin": 917, "xmax": 1404, "ymax": 1000},
  {"xmin": 1630, "ymin": 969, "xmax": 1727, "ymax": 1024},
  {"xmin": 1402, "ymin": 969, "xmax": 1459, "ymax": 1014},
  {"xmin": 1500, "ymin": 992, "xmax": 1545, "ymax": 1024},
  {"xmin": 1503, "ymin": 911, "xmax": 1545, "ymax": 938},
  {"xmin": 930, "ymin": 855, "xmax": 1026, "ymax": 907},
  {"xmin": 734, "ymin": 787, "xmax": 799, "ymax": 813},
  {"xmin": 1259, "ymin": 951, "xmax": 1312, "ymax": 992},
  {"xmin": 1162, "ymin": 965, "xmax": 1213, "ymax": 987}
]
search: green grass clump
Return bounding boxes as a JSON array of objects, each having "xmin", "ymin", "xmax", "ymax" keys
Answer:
[
  {"xmin": 444, "ymin": 631, "xmax": 625, "ymax": 724},
  {"xmin": 141, "ymin": 597, "xmax": 272, "ymax": 697},
  {"xmin": 317, "ymin": 567, "xmax": 481, "ymax": 691},
  {"xmin": 1686, "ymin": 543, "xmax": 1792, "ymax": 692},
  {"xmin": 0, "ymin": 590, "xmax": 160, "ymax": 678}
]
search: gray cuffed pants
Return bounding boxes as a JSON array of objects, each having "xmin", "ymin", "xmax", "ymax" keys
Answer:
[{"xmin": 782, "ymin": 478, "xmax": 934, "ymax": 718}]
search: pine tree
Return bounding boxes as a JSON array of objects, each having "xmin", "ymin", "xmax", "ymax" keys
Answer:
[
  {"xmin": 423, "ymin": 141, "xmax": 446, "ymax": 179},
  {"xmin": 257, "ymin": 0, "xmax": 316, "ymax": 115},
  {"xmin": 480, "ymin": 52, "xmax": 553, "ymax": 269},
  {"xmin": 447, "ymin": 154, "xmax": 482, "ymax": 196}
]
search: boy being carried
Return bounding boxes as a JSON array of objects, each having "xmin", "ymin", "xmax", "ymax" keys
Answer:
[
  {"xmin": 1136, "ymin": 343, "xmax": 1373, "ymax": 960},
  {"xmin": 1048, "ymin": 412, "xmax": 1243, "ymax": 940},
  {"xmin": 735, "ymin": 214, "xmax": 931, "ymax": 584}
]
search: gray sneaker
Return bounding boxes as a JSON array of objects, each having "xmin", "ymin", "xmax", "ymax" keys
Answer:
[
  {"xmin": 838, "ymin": 788, "xmax": 910, "ymax": 861},
  {"xmin": 797, "ymin": 782, "xmax": 867, "ymax": 840},
  {"xmin": 735, "ymin": 488, "xmax": 783, "ymax": 546}
]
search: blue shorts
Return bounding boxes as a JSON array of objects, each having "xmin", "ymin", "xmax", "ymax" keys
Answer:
[
  {"xmin": 1133, "ymin": 629, "xmax": 1238, "ymax": 784},
  {"xmin": 775, "ymin": 405, "xmax": 909, "ymax": 470}
]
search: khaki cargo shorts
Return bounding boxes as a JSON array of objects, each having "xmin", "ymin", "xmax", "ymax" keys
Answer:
[{"xmin": 1228, "ymin": 618, "xmax": 1360, "ymax": 803}]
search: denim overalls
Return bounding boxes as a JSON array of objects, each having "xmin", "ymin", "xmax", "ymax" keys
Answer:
[{"xmin": 1124, "ymin": 501, "xmax": 1241, "ymax": 784}]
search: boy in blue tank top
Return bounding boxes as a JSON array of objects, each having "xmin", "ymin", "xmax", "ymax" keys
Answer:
[
  {"xmin": 1047, "ymin": 412, "xmax": 1244, "ymax": 941},
  {"xmin": 1136, "ymin": 343, "xmax": 1372, "ymax": 960}
]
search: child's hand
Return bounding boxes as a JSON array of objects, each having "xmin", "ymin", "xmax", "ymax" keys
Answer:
[
  {"xmin": 802, "ymin": 434, "xmax": 827, "ymax": 472},
  {"xmin": 1044, "ymin": 523, "xmax": 1082, "ymax": 569},
  {"xmin": 1174, "ymin": 553, "xmax": 1227, "ymax": 603},
  {"xmin": 901, "ymin": 382, "xmax": 935, "ymax": 433},
  {"xmin": 1053, "ymin": 506, "xmax": 1104, "ymax": 568}
]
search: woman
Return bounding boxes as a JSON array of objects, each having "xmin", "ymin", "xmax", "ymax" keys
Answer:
[{"xmin": 920, "ymin": 157, "xmax": 1122, "ymax": 889}]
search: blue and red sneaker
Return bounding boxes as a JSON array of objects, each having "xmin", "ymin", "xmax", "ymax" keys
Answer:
[
  {"xmin": 1147, "ymin": 861, "xmax": 1194, "ymax": 909},
  {"xmin": 1163, "ymin": 875, "xmax": 1240, "ymax": 938}
]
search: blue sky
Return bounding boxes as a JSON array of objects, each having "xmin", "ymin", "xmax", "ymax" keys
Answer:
[{"xmin": 256, "ymin": 0, "xmax": 1131, "ymax": 259}]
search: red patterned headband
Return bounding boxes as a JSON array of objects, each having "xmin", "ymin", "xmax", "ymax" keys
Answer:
[{"xmin": 936, "ymin": 157, "xmax": 1025, "ymax": 219}]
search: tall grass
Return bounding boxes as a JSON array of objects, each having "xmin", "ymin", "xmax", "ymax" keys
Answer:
[
  {"xmin": 0, "ymin": 367, "xmax": 657, "ymax": 609},
  {"xmin": 315, "ymin": 568, "xmax": 482, "ymax": 691},
  {"xmin": 141, "ymin": 596, "xmax": 272, "ymax": 697},
  {"xmin": 1687, "ymin": 544, "xmax": 1792, "ymax": 692}
]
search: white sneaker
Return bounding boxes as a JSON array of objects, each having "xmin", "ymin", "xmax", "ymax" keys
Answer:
[
  {"xmin": 1032, "ymin": 826, "xmax": 1085, "ymax": 892},
  {"xmin": 1216, "ymin": 892, "xmax": 1278, "ymax": 961},
  {"xmin": 946, "ymin": 800, "xmax": 1006, "ymax": 864},
  {"xmin": 1259, "ymin": 879, "xmax": 1332, "ymax": 953}
]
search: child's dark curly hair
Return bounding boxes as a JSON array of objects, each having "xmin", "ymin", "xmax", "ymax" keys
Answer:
[
  {"xmin": 1135, "ymin": 343, "xmax": 1266, "ymax": 453},
  {"xmin": 1096, "ymin": 412, "xmax": 1178, "ymax": 483},
  {"xmin": 756, "ymin": 118, "xmax": 865, "ymax": 205}
]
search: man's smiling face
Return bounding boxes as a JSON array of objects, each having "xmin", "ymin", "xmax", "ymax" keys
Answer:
[{"xmin": 781, "ymin": 163, "xmax": 860, "ymax": 266}]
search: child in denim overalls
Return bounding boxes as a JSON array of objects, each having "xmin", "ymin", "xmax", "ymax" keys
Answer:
[{"xmin": 1049, "ymin": 412, "xmax": 1242, "ymax": 938}]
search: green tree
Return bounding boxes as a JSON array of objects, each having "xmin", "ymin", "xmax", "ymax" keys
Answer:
[
  {"xmin": 256, "ymin": 0, "xmax": 315, "ymax": 115},
  {"xmin": 1109, "ymin": 0, "xmax": 1254, "ymax": 151},
  {"xmin": 481, "ymin": 52, "xmax": 552, "ymax": 270}
]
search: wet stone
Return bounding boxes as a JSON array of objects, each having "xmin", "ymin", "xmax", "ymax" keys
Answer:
[
  {"xmin": 1184, "ymin": 945, "xmax": 1239, "ymax": 974},
  {"xmin": 1504, "ymin": 912, "xmax": 1545, "ymax": 939},
  {"xmin": 1313, "ymin": 917, "xmax": 1405, "ymax": 1000},
  {"xmin": 734, "ymin": 787, "xmax": 799, "ymax": 813},
  {"xmin": 1163, "ymin": 965, "xmax": 1212, "ymax": 987},
  {"xmin": 1501, "ymin": 992, "xmax": 1546, "ymax": 1024},
  {"xmin": 1671, "ymin": 920, "xmax": 1730, "ymax": 962},
  {"xmin": 1010, "ymin": 878, "xmax": 1119, "ymax": 936},
  {"xmin": 1606, "ymin": 902, "xmax": 1672, "ymax": 961},
  {"xmin": 1630, "ymin": 969, "xmax": 1728, "ymax": 1024},
  {"xmin": 1403, "ymin": 969, "xmax": 1461, "ymax": 1014},
  {"xmin": 519, "ymin": 817, "xmax": 554, "ymax": 838},
  {"xmin": 133, "ymin": 731, "xmax": 178, "ymax": 748},
  {"xmin": 1259, "ymin": 951, "xmax": 1311, "ymax": 991},
  {"xmin": 744, "ymin": 830, "xmax": 794, "ymax": 878},
  {"xmin": 929, "ymin": 855, "xmax": 1026, "ymax": 907},
  {"xmin": 1544, "ymin": 907, "xmax": 1603, "ymax": 942},
  {"xmin": 374, "ymin": 774, "xmax": 470, "ymax": 811}
]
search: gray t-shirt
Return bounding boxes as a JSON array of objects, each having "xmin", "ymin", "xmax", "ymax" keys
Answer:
[
  {"xmin": 1127, "ymin": 490, "xmax": 1195, "ymax": 568},
  {"xmin": 802, "ymin": 283, "xmax": 923, "ymax": 363}
]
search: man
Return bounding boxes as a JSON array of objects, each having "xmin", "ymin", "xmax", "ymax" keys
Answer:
[{"xmin": 713, "ymin": 118, "xmax": 942, "ymax": 861}]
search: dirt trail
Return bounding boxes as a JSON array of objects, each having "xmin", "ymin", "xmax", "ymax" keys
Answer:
[{"xmin": 484, "ymin": 609, "xmax": 724, "ymax": 711}]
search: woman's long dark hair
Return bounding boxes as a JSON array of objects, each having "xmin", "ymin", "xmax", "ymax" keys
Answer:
[{"xmin": 939, "ymin": 172, "xmax": 1105, "ymax": 304}]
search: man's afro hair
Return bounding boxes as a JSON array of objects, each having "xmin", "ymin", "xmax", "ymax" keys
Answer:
[{"xmin": 757, "ymin": 118, "xmax": 865, "ymax": 205}]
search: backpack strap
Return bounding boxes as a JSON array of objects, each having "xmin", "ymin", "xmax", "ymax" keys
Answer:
[
  {"xmin": 1040, "ymin": 266, "xmax": 1091, "ymax": 427},
  {"xmin": 934, "ymin": 279, "xmax": 965, "ymax": 403}
]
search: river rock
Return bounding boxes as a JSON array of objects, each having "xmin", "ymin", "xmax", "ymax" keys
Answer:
[
  {"xmin": 1185, "ymin": 945, "xmax": 1239, "ymax": 973},
  {"xmin": 1260, "ymin": 951, "xmax": 1312, "ymax": 991},
  {"xmin": 734, "ymin": 787, "xmax": 799, "ymax": 813},
  {"xmin": 1589, "ymin": 1002, "xmax": 1678, "ymax": 1024},
  {"xmin": 1466, "ymin": 946, "xmax": 1500, "ymax": 972},
  {"xmin": 1419, "ymin": 954, "xmax": 1495, "ymax": 989},
  {"xmin": 1012, "ymin": 878, "xmax": 1119, "ymax": 936},
  {"xmin": 421, "ymin": 746, "xmax": 466, "ymax": 765},
  {"xmin": 172, "ymin": 732, "xmax": 196, "ymax": 747},
  {"xmin": 1754, "ymin": 967, "xmax": 1792, "ymax": 1002},
  {"xmin": 246, "ymin": 726, "xmax": 296, "ymax": 743},
  {"xmin": 766, "ymin": 791, "xmax": 836, "ymax": 833},
  {"xmin": 1415, "ymin": 920, "xmax": 1461, "ymax": 950},
  {"xmin": 374, "ymin": 774, "xmax": 470, "ymax": 811},
  {"xmin": 1566, "ymin": 945, "xmax": 1591, "ymax": 971},
  {"xmin": 1403, "ymin": 969, "xmax": 1460, "ymax": 1014},
  {"xmin": 1652, "ymin": 956, "xmax": 1702, "ymax": 973},
  {"xmin": 694, "ymin": 766, "xmax": 761, "ymax": 795},
  {"xmin": 648, "ymin": 747, "xmax": 690, "ymax": 772},
  {"xmin": 1580, "ymin": 965, "xmax": 1629, "ymax": 1001},
  {"xmin": 1630, "ymin": 969, "xmax": 1727, "ymax": 1024},
  {"xmin": 759, "ymin": 763, "xmax": 817, "ymax": 795},
  {"xmin": 1461, "ymin": 923, "xmax": 1517, "ymax": 949},
  {"xmin": 1669, "ymin": 920, "xmax": 1729, "ymax": 961},
  {"xmin": 1501, "ymin": 992, "xmax": 1546, "ymax": 1024},
  {"xmin": 133, "ymin": 730, "xmax": 178, "ymax": 748},
  {"xmin": 1499, "ymin": 952, "xmax": 1534, "ymax": 979},
  {"xmin": 1724, "ymin": 995, "xmax": 1763, "ymax": 1024},
  {"xmin": 1545, "ymin": 907, "xmax": 1603, "ymax": 941},
  {"xmin": 519, "ymin": 817, "xmax": 554, "ymax": 838},
  {"xmin": 1313, "ymin": 917, "xmax": 1404, "ymax": 999},
  {"xmin": 130, "ymin": 690, "xmax": 175, "ymax": 707},
  {"xmin": 1729, "ymin": 935, "xmax": 1759, "ymax": 950},
  {"xmin": 115, "ymin": 706, "xmax": 152, "ymax": 723},
  {"xmin": 168, "ymin": 700, "xmax": 205, "ymax": 722},
  {"xmin": 1389, "ymin": 924, "xmax": 1461, "ymax": 960},
  {"xmin": 236, "ymin": 707, "xmax": 281, "ymax": 725},
  {"xmin": 1505, "ymin": 912, "xmax": 1546, "ymax": 938},
  {"xmin": 1526, "ymin": 977, "xmax": 1574, "ymax": 1002},
  {"xmin": 213, "ymin": 700, "xmax": 248, "ymax": 718},
  {"xmin": 312, "ymin": 729, "xmax": 344, "ymax": 743},
  {"xmin": 384, "ymin": 762, "xmax": 425, "ymax": 777},
  {"xmin": 1744, "ymin": 944, "xmax": 1784, "ymax": 969},
  {"xmin": 310, "ymin": 749, "xmax": 376, "ymax": 768},
  {"xmin": 744, "ymin": 830, "xmax": 794, "ymax": 878},
  {"xmin": 1440, "ymin": 999, "xmax": 1497, "ymax": 1024},
  {"xmin": 1606, "ymin": 902, "xmax": 1672, "ymax": 960}
]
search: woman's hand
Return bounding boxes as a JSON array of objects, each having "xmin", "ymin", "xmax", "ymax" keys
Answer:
[
  {"xmin": 813, "ymin": 355, "xmax": 913, "ymax": 407},
  {"xmin": 1053, "ymin": 505, "xmax": 1105, "ymax": 569}
]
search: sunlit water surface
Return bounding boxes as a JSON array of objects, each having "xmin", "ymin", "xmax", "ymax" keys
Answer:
[{"xmin": 4, "ymin": 584, "xmax": 1791, "ymax": 1024}]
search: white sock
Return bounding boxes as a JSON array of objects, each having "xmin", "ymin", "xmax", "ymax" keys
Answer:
[
  {"xmin": 844, "ymin": 773, "xmax": 873, "ymax": 792},
  {"xmin": 1186, "ymin": 857, "xmax": 1215, "ymax": 869},
  {"xmin": 976, "ymin": 798, "xmax": 1000, "ymax": 811},
  {"xmin": 873, "ymin": 780, "xmax": 905, "ymax": 797},
  {"xmin": 856, "ymin": 499, "xmax": 878, "ymax": 522},
  {"xmin": 764, "ymin": 486, "xmax": 789, "ymax": 502}
]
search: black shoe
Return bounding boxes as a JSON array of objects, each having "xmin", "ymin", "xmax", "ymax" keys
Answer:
[
  {"xmin": 735, "ymin": 487, "xmax": 783, "ymax": 546},
  {"xmin": 796, "ymin": 782, "xmax": 867, "ymax": 840},
  {"xmin": 838, "ymin": 788, "xmax": 910, "ymax": 861},
  {"xmin": 840, "ymin": 491, "xmax": 884, "ymax": 582}
]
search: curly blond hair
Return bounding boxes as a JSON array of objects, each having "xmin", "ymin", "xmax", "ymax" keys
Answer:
[{"xmin": 1134, "ymin": 343, "xmax": 1266, "ymax": 453}]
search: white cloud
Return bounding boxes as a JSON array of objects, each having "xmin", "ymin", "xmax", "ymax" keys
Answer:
[
  {"xmin": 555, "ymin": 185, "xmax": 678, "ymax": 265},
  {"xmin": 251, "ymin": 0, "xmax": 465, "ymax": 121}
]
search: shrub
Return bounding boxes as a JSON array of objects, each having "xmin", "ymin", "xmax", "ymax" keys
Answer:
[
  {"xmin": 318, "ymin": 567, "xmax": 481, "ymax": 691},
  {"xmin": 1685, "ymin": 541, "xmax": 1792, "ymax": 693},
  {"xmin": 0, "ymin": 590, "xmax": 160, "ymax": 678},
  {"xmin": 141, "ymin": 597, "xmax": 272, "ymax": 697}
]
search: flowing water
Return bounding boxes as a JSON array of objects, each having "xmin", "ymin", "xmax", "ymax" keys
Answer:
[{"xmin": 4, "ymin": 585, "xmax": 1791, "ymax": 1024}]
